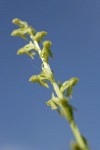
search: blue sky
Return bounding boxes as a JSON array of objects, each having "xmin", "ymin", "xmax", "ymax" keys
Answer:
[{"xmin": 0, "ymin": 0, "xmax": 100, "ymax": 150}]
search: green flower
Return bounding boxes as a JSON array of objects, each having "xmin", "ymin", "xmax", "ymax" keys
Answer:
[
  {"xmin": 17, "ymin": 41, "xmax": 38, "ymax": 59},
  {"xmin": 34, "ymin": 31, "xmax": 47, "ymax": 42},
  {"xmin": 29, "ymin": 75, "xmax": 49, "ymax": 88}
]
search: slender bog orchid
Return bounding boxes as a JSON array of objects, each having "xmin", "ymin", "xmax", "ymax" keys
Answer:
[{"xmin": 11, "ymin": 18, "xmax": 91, "ymax": 150}]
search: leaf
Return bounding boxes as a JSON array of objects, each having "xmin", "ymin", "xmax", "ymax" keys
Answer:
[{"xmin": 34, "ymin": 31, "xmax": 47, "ymax": 42}]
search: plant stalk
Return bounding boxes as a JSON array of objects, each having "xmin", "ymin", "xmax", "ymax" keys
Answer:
[
  {"xmin": 52, "ymin": 80, "xmax": 90, "ymax": 150},
  {"xmin": 12, "ymin": 18, "xmax": 91, "ymax": 150},
  {"xmin": 70, "ymin": 120, "xmax": 90, "ymax": 150},
  {"xmin": 34, "ymin": 40, "xmax": 90, "ymax": 150}
]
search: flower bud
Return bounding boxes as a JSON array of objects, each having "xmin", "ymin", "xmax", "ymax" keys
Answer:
[
  {"xmin": 34, "ymin": 31, "xmax": 47, "ymax": 42},
  {"xmin": 42, "ymin": 40, "xmax": 52, "ymax": 48}
]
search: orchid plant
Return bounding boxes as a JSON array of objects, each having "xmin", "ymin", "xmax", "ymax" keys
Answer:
[{"xmin": 11, "ymin": 18, "xmax": 90, "ymax": 150}]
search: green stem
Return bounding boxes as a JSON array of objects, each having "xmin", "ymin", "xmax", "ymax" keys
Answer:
[
  {"xmin": 70, "ymin": 120, "xmax": 90, "ymax": 150},
  {"xmin": 34, "ymin": 40, "xmax": 41, "ymax": 54},
  {"xmin": 51, "ymin": 80, "xmax": 90, "ymax": 150},
  {"xmin": 33, "ymin": 40, "xmax": 90, "ymax": 150},
  {"xmin": 52, "ymin": 81, "xmax": 63, "ymax": 98}
]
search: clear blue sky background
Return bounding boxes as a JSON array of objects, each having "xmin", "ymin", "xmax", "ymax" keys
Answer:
[{"xmin": 0, "ymin": 0, "xmax": 100, "ymax": 150}]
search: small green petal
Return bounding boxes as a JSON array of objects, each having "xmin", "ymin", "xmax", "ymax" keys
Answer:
[
  {"xmin": 42, "ymin": 40, "xmax": 53, "ymax": 58},
  {"xmin": 34, "ymin": 31, "xmax": 47, "ymax": 42},
  {"xmin": 29, "ymin": 75, "xmax": 49, "ymax": 88},
  {"xmin": 26, "ymin": 51, "xmax": 36, "ymax": 59},
  {"xmin": 66, "ymin": 87, "xmax": 73, "ymax": 97},
  {"xmin": 46, "ymin": 100, "xmax": 58, "ymax": 110},
  {"xmin": 17, "ymin": 48, "xmax": 25, "ymax": 55},
  {"xmin": 11, "ymin": 29, "xmax": 27, "ymax": 40},
  {"xmin": 12, "ymin": 18, "xmax": 28, "ymax": 28},
  {"xmin": 39, "ymin": 80, "xmax": 49, "ymax": 88},
  {"xmin": 27, "ymin": 26, "xmax": 36, "ymax": 35},
  {"xmin": 69, "ymin": 78, "xmax": 79, "ymax": 86},
  {"xmin": 42, "ymin": 40, "xmax": 52, "ymax": 48},
  {"xmin": 60, "ymin": 77, "xmax": 79, "ymax": 94},
  {"xmin": 17, "ymin": 42, "xmax": 37, "ymax": 59},
  {"xmin": 29, "ymin": 75, "xmax": 39, "ymax": 82}
]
